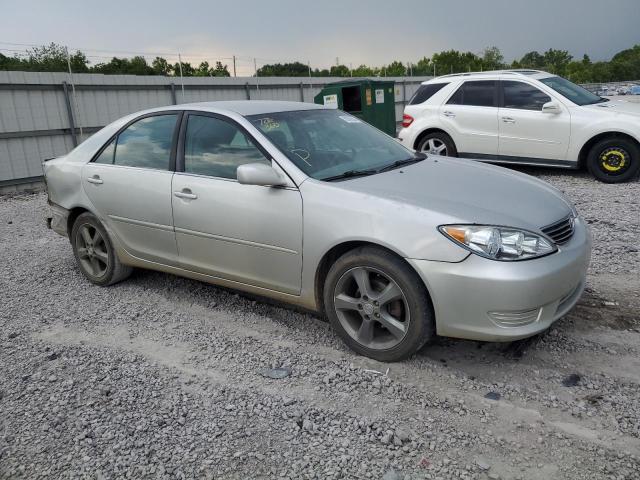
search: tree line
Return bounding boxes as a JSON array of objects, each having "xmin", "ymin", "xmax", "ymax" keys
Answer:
[
  {"xmin": 1, "ymin": 43, "xmax": 639, "ymax": 83},
  {"xmin": 0, "ymin": 44, "xmax": 232, "ymax": 77}
]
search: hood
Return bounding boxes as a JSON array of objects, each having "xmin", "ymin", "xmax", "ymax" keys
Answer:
[
  {"xmin": 582, "ymin": 99, "xmax": 640, "ymax": 118},
  {"xmin": 334, "ymin": 156, "xmax": 573, "ymax": 232}
]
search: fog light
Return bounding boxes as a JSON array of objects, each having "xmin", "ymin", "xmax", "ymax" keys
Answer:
[{"xmin": 488, "ymin": 308, "xmax": 541, "ymax": 327}]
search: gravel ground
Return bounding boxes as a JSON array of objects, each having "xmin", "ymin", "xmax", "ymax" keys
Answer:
[{"xmin": 0, "ymin": 168, "xmax": 639, "ymax": 480}]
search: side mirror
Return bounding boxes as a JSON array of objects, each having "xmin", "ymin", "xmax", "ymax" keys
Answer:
[
  {"xmin": 237, "ymin": 162, "xmax": 287, "ymax": 187},
  {"xmin": 542, "ymin": 101, "xmax": 561, "ymax": 114}
]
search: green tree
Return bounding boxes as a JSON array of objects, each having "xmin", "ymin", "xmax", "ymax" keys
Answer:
[
  {"xmin": 384, "ymin": 60, "xmax": 407, "ymax": 76},
  {"xmin": 481, "ymin": 46, "xmax": 504, "ymax": 71},
  {"xmin": 257, "ymin": 62, "xmax": 309, "ymax": 76},
  {"xmin": 519, "ymin": 51, "xmax": 545, "ymax": 69},
  {"xmin": 412, "ymin": 56, "xmax": 433, "ymax": 75},
  {"xmin": 212, "ymin": 61, "xmax": 231, "ymax": 77},
  {"xmin": 542, "ymin": 49, "xmax": 572, "ymax": 75},
  {"xmin": 23, "ymin": 43, "xmax": 89, "ymax": 72},
  {"xmin": 152, "ymin": 56, "xmax": 171, "ymax": 75},
  {"xmin": 432, "ymin": 50, "xmax": 480, "ymax": 74},
  {"xmin": 172, "ymin": 61, "xmax": 195, "ymax": 76},
  {"xmin": 329, "ymin": 64, "xmax": 350, "ymax": 77},
  {"xmin": 351, "ymin": 64, "xmax": 375, "ymax": 77}
]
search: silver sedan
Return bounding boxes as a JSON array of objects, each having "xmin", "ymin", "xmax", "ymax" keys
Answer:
[{"xmin": 44, "ymin": 101, "xmax": 591, "ymax": 362}]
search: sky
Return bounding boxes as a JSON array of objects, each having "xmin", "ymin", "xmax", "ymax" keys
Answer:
[{"xmin": 1, "ymin": 0, "xmax": 639, "ymax": 76}]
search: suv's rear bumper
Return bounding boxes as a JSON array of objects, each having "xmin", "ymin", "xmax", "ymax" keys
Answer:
[{"xmin": 408, "ymin": 217, "xmax": 591, "ymax": 341}]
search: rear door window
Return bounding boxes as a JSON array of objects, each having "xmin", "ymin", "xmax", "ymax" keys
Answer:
[
  {"xmin": 94, "ymin": 114, "xmax": 178, "ymax": 170},
  {"xmin": 409, "ymin": 83, "xmax": 448, "ymax": 105},
  {"xmin": 447, "ymin": 80, "xmax": 497, "ymax": 107}
]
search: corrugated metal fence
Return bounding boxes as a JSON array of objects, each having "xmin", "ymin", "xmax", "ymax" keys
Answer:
[{"xmin": 0, "ymin": 71, "xmax": 432, "ymax": 189}]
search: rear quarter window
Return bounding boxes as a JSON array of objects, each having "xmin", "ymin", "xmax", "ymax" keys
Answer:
[{"xmin": 409, "ymin": 83, "xmax": 448, "ymax": 105}]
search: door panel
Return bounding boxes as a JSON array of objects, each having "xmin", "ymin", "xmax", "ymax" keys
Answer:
[
  {"xmin": 440, "ymin": 80, "xmax": 499, "ymax": 155},
  {"xmin": 82, "ymin": 164, "xmax": 178, "ymax": 264},
  {"xmin": 439, "ymin": 105, "xmax": 499, "ymax": 155},
  {"xmin": 498, "ymin": 108, "xmax": 571, "ymax": 160},
  {"xmin": 498, "ymin": 80, "xmax": 571, "ymax": 160},
  {"xmin": 171, "ymin": 174, "xmax": 303, "ymax": 294}
]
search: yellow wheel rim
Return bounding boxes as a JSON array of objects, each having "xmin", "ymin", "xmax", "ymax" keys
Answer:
[{"xmin": 600, "ymin": 148, "xmax": 628, "ymax": 173}]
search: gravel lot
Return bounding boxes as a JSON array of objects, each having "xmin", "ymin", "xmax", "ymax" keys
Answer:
[{"xmin": 1, "ymin": 168, "xmax": 639, "ymax": 479}]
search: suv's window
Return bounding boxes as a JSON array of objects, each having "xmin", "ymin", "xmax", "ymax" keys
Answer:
[
  {"xmin": 409, "ymin": 83, "xmax": 448, "ymax": 105},
  {"xmin": 95, "ymin": 114, "xmax": 178, "ymax": 169},
  {"xmin": 447, "ymin": 80, "xmax": 496, "ymax": 107},
  {"xmin": 184, "ymin": 114, "xmax": 269, "ymax": 179},
  {"xmin": 502, "ymin": 81, "xmax": 551, "ymax": 110}
]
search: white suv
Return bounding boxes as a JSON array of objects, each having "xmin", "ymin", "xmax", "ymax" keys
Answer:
[{"xmin": 398, "ymin": 70, "xmax": 640, "ymax": 183}]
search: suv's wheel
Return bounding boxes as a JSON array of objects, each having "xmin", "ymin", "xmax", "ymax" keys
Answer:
[
  {"xmin": 416, "ymin": 132, "xmax": 457, "ymax": 157},
  {"xmin": 587, "ymin": 137, "xmax": 640, "ymax": 183},
  {"xmin": 71, "ymin": 212, "xmax": 132, "ymax": 286},
  {"xmin": 323, "ymin": 246, "xmax": 435, "ymax": 362}
]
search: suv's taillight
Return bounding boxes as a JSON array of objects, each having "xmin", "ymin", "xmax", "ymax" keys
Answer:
[{"xmin": 401, "ymin": 114, "xmax": 414, "ymax": 128}]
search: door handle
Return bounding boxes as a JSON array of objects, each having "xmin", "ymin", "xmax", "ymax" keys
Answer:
[
  {"xmin": 86, "ymin": 176, "xmax": 103, "ymax": 185},
  {"xmin": 502, "ymin": 117, "xmax": 516, "ymax": 124},
  {"xmin": 443, "ymin": 111, "xmax": 456, "ymax": 118},
  {"xmin": 174, "ymin": 190, "xmax": 198, "ymax": 200}
]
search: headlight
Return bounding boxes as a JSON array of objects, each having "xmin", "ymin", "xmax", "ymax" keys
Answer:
[{"xmin": 439, "ymin": 225, "xmax": 557, "ymax": 261}]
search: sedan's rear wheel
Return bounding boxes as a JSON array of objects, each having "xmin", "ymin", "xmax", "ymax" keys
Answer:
[
  {"xmin": 417, "ymin": 132, "xmax": 457, "ymax": 157},
  {"xmin": 324, "ymin": 246, "xmax": 435, "ymax": 362},
  {"xmin": 71, "ymin": 212, "xmax": 132, "ymax": 286}
]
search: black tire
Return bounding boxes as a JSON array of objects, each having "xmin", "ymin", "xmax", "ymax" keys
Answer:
[
  {"xmin": 586, "ymin": 137, "xmax": 640, "ymax": 183},
  {"xmin": 323, "ymin": 246, "xmax": 435, "ymax": 362},
  {"xmin": 71, "ymin": 212, "xmax": 132, "ymax": 286},
  {"xmin": 416, "ymin": 131, "xmax": 458, "ymax": 157}
]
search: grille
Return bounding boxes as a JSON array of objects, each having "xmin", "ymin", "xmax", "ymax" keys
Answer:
[{"xmin": 542, "ymin": 216, "xmax": 575, "ymax": 245}]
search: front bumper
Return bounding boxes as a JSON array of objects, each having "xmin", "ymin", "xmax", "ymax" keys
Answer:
[{"xmin": 408, "ymin": 218, "xmax": 591, "ymax": 342}]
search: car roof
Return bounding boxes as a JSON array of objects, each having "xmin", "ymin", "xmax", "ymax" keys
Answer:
[
  {"xmin": 421, "ymin": 69, "xmax": 555, "ymax": 85},
  {"xmin": 178, "ymin": 100, "xmax": 327, "ymax": 116}
]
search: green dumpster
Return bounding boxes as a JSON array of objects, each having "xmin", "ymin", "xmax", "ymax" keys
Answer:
[{"xmin": 314, "ymin": 79, "xmax": 396, "ymax": 136}]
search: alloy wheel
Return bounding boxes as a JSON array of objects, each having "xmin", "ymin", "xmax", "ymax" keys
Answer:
[
  {"xmin": 333, "ymin": 266, "xmax": 410, "ymax": 350},
  {"xmin": 422, "ymin": 138, "xmax": 448, "ymax": 156},
  {"xmin": 75, "ymin": 223, "xmax": 109, "ymax": 278}
]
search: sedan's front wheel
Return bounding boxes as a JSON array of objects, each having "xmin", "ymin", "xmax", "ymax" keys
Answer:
[
  {"xmin": 324, "ymin": 247, "xmax": 435, "ymax": 362},
  {"xmin": 71, "ymin": 212, "xmax": 132, "ymax": 286}
]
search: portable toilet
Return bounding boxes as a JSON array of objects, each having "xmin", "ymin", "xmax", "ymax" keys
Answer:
[{"xmin": 314, "ymin": 79, "xmax": 396, "ymax": 136}]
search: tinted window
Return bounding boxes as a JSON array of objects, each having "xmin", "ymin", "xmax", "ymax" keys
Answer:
[
  {"xmin": 447, "ymin": 81, "xmax": 496, "ymax": 107},
  {"xmin": 94, "ymin": 140, "xmax": 115, "ymax": 164},
  {"xmin": 184, "ymin": 115, "xmax": 269, "ymax": 179},
  {"xmin": 108, "ymin": 114, "xmax": 178, "ymax": 170},
  {"xmin": 409, "ymin": 83, "xmax": 448, "ymax": 105},
  {"xmin": 502, "ymin": 81, "xmax": 551, "ymax": 110}
]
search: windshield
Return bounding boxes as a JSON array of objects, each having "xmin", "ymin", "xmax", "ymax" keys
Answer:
[
  {"xmin": 247, "ymin": 109, "xmax": 416, "ymax": 180},
  {"xmin": 539, "ymin": 76, "xmax": 605, "ymax": 106}
]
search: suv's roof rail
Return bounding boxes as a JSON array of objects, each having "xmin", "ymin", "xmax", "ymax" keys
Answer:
[{"xmin": 433, "ymin": 69, "xmax": 547, "ymax": 80}]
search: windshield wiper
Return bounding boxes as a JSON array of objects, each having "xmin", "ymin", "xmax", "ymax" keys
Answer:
[
  {"xmin": 377, "ymin": 153, "xmax": 427, "ymax": 173},
  {"xmin": 322, "ymin": 169, "xmax": 379, "ymax": 182}
]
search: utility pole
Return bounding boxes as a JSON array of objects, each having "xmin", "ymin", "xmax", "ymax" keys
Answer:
[
  {"xmin": 233, "ymin": 55, "xmax": 236, "ymax": 77},
  {"xmin": 254, "ymin": 58, "xmax": 259, "ymax": 92},
  {"xmin": 308, "ymin": 61, "xmax": 312, "ymax": 100},
  {"xmin": 178, "ymin": 53, "xmax": 185, "ymax": 102},
  {"xmin": 65, "ymin": 46, "xmax": 83, "ymax": 138}
]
